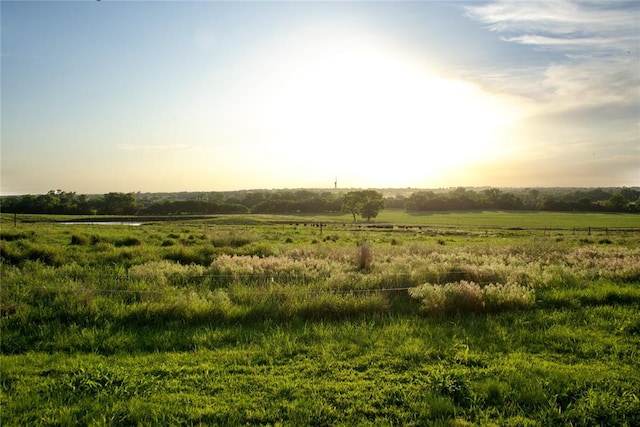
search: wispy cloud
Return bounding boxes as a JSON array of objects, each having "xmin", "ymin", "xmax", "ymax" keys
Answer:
[
  {"xmin": 117, "ymin": 143, "xmax": 191, "ymax": 151},
  {"xmin": 465, "ymin": 0, "xmax": 639, "ymax": 109},
  {"xmin": 462, "ymin": 1, "xmax": 639, "ymax": 185},
  {"xmin": 466, "ymin": 0, "xmax": 637, "ymax": 53}
]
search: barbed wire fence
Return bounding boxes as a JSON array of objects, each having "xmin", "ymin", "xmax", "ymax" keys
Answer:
[
  {"xmin": 1, "ymin": 270, "xmax": 517, "ymax": 296},
  {"xmin": 2, "ymin": 218, "xmax": 637, "ymax": 301}
]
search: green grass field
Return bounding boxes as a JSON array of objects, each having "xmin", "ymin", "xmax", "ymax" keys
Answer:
[
  {"xmin": 1, "ymin": 212, "xmax": 639, "ymax": 425},
  {"xmin": 378, "ymin": 209, "xmax": 640, "ymax": 228},
  {"xmin": 216, "ymin": 209, "xmax": 640, "ymax": 229},
  {"xmin": 5, "ymin": 209, "xmax": 639, "ymax": 229}
]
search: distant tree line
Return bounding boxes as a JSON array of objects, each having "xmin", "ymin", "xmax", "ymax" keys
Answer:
[
  {"xmin": 0, "ymin": 190, "xmax": 249, "ymax": 216},
  {"xmin": 1, "ymin": 187, "xmax": 638, "ymax": 216},
  {"xmin": 387, "ymin": 187, "xmax": 640, "ymax": 213},
  {"xmin": 0, "ymin": 189, "xmax": 343, "ymax": 216}
]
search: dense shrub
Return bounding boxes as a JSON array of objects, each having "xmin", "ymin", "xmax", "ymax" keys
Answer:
[
  {"xmin": 408, "ymin": 281, "xmax": 534, "ymax": 315},
  {"xmin": 70, "ymin": 235, "xmax": 88, "ymax": 245},
  {"xmin": 0, "ymin": 242, "xmax": 19, "ymax": 265},
  {"xmin": 115, "ymin": 237, "xmax": 142, "ymax": 247},
  {"xmin": 209, "ymin": 254, "xmax": 341, "ymax": 286},
  {"xmin": 129, "ymin": 260, "xmax": 207, "ymax": 287},
  {"xmin": 89, "ymin": 235, "xmax": 103, "ymax": 245},
  {"xmin": 0, "ymin": 242, "xmax": 61, "ymax": 267},
  {"xmin": 0, "ymin": 231, "xmax": 35, "ymax": 242},
  {"xmin": 211, "ymin": 232, "xmax": 257, "ymax": 248},
  {"xmin": 431, "ymin": 370, "xmax": 473, "ymax": 408},
  {"xmin": 163, "ymin": 246, "xmax": 215, "ymax": 266}
]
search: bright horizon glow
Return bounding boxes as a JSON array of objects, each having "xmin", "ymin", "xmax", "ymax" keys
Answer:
[
  {"xmin": 1, "ymin": 1, "xmax": 637, "ymax": 195},
  {"xmin": 268, "ymin": 45, "xmax": 529, "ymax": 187}
]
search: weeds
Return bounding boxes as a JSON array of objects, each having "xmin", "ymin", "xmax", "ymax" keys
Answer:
[
  {"xmin": 1, "ymin": 217, "xmax": 639, "ymax": 425},
  {"xmin": 114, "ymin": 237, "xmax": 141, "ymax": 247},
  {"xmin": 70, "ymin": 234, "xmax": 88, "ymax": 245},
  {"xmin": 408, "ymin": 281, "xmax": 535, "ymax": 315}
]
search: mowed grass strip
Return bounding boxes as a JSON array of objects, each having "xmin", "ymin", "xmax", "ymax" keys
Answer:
[
  {"xmin": 375, "ymin": 209, "xmax": 640, "ymax": 229},
  {"xmin": 2, "ymin": 210, "xmax": 639, "ymax": 229}
]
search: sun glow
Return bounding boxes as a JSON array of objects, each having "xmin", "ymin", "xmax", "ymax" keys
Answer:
[{"xmin": 262, "ymin": 42, "xmax": 523, "ymax": 186}]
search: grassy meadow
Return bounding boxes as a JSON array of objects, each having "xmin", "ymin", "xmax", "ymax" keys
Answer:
[{"xmin": 1, "ymin": 211, "xmax": 639, "ymax": 426}]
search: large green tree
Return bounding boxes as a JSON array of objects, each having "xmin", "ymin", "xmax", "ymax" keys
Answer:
[
  {"xmin": 341, "ymin": 190, "xmax": 384, "ymax": 221},
  {"xmin": 608, "ymin": 191, "xmax": 628, "ymax": 211},
  {"xmin": 100, "ymin": 192, "xmax": 138, "ymax": 215}
]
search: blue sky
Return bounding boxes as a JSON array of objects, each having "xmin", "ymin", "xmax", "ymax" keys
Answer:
[{"xmin": 1, "ymin": 0, "xmax": 638, "ymax": 194}]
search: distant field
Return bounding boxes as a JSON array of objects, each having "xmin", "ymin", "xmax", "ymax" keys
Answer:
[
  {"xmin": 211, "ymin": 210, "xmax": 640, "ymax": 232},
  {"xmin": 202, "ymin": 210, "xmax": 640, "ymax": 229},
  {"xmin": 344, "ymin": 209, "xmax": 640, "ymax": 229},
  {"xmin": 3, "ymin": 210, "xmax": 638, "ymax": 229}
]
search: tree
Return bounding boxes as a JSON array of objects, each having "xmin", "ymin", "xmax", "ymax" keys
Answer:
[
  {"xmin": 361, "ymin": 199, "xmax": 384, "ymax": 221},
  {"xmin": 100, "ymin": 192, "xmax": 138, "ymax": 215},
  {"xmin": 448, "ymin": 187, "xmax": 478, "ymax": 210},
  {"xmin": 480, "ymin": 188, "xmax": 502, "ymax": 208},
  {"xmin": 404, "ymin": 191, "xmax": 438, "ymax": 211},
  {"xmin": 342, "ymin": 192, "xmax": 360, "ymax": 221},
  {"xmin": 607, "ymin": 191, "xmax": 628, "ymax": 211},
  {"xmin": 341, "ymin": 190, "xmax": 384, "ymax": 221}
]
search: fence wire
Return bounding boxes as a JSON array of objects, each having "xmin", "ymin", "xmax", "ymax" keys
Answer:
[{"xmin": 0, "ymin": 270, "xmax": 515, "ymax": 296}]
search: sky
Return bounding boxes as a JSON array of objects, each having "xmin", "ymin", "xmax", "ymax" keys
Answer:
[{"xmin": 1, "ymin": 0, "xmax": 638, "ymax": 195}]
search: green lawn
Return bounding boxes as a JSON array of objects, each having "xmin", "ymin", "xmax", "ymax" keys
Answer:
[
  {"xmin": 3, "ymin": 209, "xmax": 638, "ymax": 229},
  {"xmin": 375, "ymin": 209, "xmax": 640, "ymax": 228},
  {"xmin": 204, "ymin": 209, "xmax": 640, "ymax": 229}
]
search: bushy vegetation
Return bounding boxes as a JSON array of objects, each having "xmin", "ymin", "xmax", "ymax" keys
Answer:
[
  {"xmin": 409, "ymin": 281, "xmax": 535, "ymax": 314},
  {"xmin": 398, "ymin": 187, "xmax": 640, "ymax": 212},
  {"xmin": 1, "ymin": 212, "xmax": 639, "ymax": 425},
  {"xmin": 2, "ymin": 186, "xmax": 639, "ymax": 216}
]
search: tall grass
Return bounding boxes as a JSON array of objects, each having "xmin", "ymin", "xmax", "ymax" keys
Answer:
[
  {"xmin": 408, "ymin": 280, "xmax": 535, "ymax": 315},
  {"xmin": 1, "ymin": 218, "xmax": 639, "ymax": 425}
]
